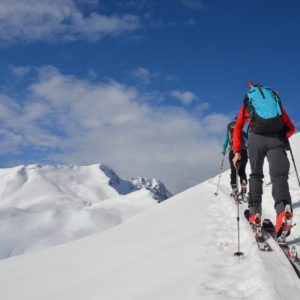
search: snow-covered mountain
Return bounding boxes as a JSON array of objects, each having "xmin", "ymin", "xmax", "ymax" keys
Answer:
[
  {"xmin": 129, "ymin": 177, "xmax": 172, "ymax": 201},
  {"xmin": 0, "ymin": 163, "xmax": 171, "ymax": 260},
  {"xmin": 99, "ymin": 164, "xmax": 172, "ymax": 201},
  {"xmin": 1, "ymin": 135, "xmax": 300, "ymax": 300}
]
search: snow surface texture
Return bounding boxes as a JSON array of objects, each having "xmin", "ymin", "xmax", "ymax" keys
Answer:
[
  {"xmin": 1, "ymin": 135, "xmax": 300, "ymax": 299},
  {"xmin": 0, "ymin": 164, "xmax": 171, "ymax": 260}
]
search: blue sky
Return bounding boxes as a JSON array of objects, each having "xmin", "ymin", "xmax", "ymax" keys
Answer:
[{"xmin": 0, "ymin": 0, "xmax": 299, "ymax": 193}]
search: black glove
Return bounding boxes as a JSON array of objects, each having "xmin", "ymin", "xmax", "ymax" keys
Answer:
[{"xmin": 222, "ymin": 150, "xmax": 226, "ymax": 156}]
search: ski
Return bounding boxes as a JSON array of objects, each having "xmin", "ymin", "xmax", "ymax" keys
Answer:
[
  {"xmin": 263, "ymin": 219, "xmax": 300, "ymax": 278},
  {"xmin": 244, "ymin": 209, "xmax": 272, "ymax": 252}
]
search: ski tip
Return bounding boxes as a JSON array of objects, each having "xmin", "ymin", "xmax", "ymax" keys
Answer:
[
  {"xmin": 262, "ymin": 219, "xmax": 275, "ymax": 233},
  {"xmin": 262, "ymin": 218, "xmax": 274, "ymax": 225},
  {"xmin": 244, "ymin": 209, "xmax": 250, "ymax": 220}
]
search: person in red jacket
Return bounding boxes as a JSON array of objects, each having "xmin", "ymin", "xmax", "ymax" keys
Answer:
[{"xmin": 232, "ymin": 82, "xmax": 295, "ymax": 242}]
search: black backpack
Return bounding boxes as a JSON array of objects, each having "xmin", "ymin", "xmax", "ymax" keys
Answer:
[{"xmin": 227, "ymin": 121, "xmax": 246, "ymax": 149}]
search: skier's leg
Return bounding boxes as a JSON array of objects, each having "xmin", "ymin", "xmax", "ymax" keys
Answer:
[
  {"xmin": 248, "ymin": 133, "xmax": 267, "ymax": 215},
  {"xmin": 229, "ymin": 150, "xmax": 237, "ymax": 188},
  {"xmin": 238, "ymin": 148, "xmax": 248, "ymax": 184},
  {"xmin": 266, "ymin": 145, "xmax": 291, "ymax": 214},
  {"xmin": 267, "ymin": 142, "xmax": 293, "ymax": 238}
]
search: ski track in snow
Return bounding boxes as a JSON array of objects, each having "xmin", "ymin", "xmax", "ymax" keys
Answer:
[{"xmin": 208, "ymin": 177, "xmax": 300, "ymax": 300}]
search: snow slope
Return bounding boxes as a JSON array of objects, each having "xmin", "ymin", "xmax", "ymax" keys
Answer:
[
  {"xmin": 0, "ymin": 164, "xmax": 171, "ymax": 260},
  {"xmin": 0, "ymin": 175, "xmax": 299, "ymax": 300},
  {"xmin": 1, "ymin": 135, "xmax": 300, "ymax": 299}
]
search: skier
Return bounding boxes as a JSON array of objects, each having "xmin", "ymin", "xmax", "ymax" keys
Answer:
[
  {"xmin": 222, "ymin": 118, "xmax": 248, "ymax": 196},
  {"xmin": 232, "ymin": 82, "xmax": 295, "ymax": 241}
]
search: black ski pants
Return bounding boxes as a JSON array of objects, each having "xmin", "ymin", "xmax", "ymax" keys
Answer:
[
  {"xmin": 248, "ymin": 131, "xmax": 291, "ymax": 215},
  {"xmin": 229, "ymin": 149, "xmax": 248, "ymax": 186}
]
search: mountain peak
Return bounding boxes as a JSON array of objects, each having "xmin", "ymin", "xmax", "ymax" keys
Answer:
[
  {"xmin": 99, "ymin": 164, "xmax": 172, "ymax": 202},
  {"xmin": 129, "ymin": 177, "xmax": 172, "ymax": 202}
]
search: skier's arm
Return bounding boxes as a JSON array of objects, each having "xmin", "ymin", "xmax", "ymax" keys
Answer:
[
  {"xmin": 222, "ymin": 134, "xmax": 229, "ymax": 153},
  {"xmin": 281, "ymin": 107, "xmax": 296, "ymax": 138},
  {"xmin": 233, "ymin": 103, "xmax": 248, "ymax": 152}
]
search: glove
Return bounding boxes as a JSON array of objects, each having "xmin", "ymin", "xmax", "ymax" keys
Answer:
[
  {"xmin": 233, "ymin": 152, "xmax": 241, "ymax": 168},
  {"xmin": 222, "ymin": 150, "xmax": 226, "ymax": 156}
]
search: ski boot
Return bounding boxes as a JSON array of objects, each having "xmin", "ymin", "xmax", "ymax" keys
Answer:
[
  {"xmin": 249, "ymin": 213, "xmax": 263, "ymax": 241},
  {"xmin": 249, "ymin": 212, "xmax": 270, "ymax": 250},
  {"xmin": 241, "ymin": 180, "xmax": 247, "ymax": 194},
  {"xmin": 241, "ymin": 180, "xmax": 247, "ymax": 202},
  {"xmin": 230, "ymin": 184, "xmax": 238, "ymax": 198},
  {"xmin": 276, "ymin": 204, "xmax": 293, "ymax": 244}
]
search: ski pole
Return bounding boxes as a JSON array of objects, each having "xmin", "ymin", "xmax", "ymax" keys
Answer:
[
  {"xmin": 214, "ymin": 152, "xmax": 226, "ymax": 196},
  {"xmin": 234, "ymin": 164, "xmax": 244, "ymax": 257},
  {"xmin": 287, "ymin": 140, "xmax": 300, "ymax": 187}
]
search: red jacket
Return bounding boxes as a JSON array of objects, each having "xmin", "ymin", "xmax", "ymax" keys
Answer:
[{"xmin": 233, "ymin": 102, "xmax": 295, "ymax": 152}]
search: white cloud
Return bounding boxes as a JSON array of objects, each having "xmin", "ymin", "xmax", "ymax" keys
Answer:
[
  {"xmin": 0, "ymin": 94, "xmax": 60, "ymax": 152},
  {"xmin": 171, "ymin": 90, "xmax": 198, "ymax": 105},
  {"xmin": 130, "ymin": 67, "xmax": 159, "ymax": 84},
  {"xmin": 203, "ymin": 113, "xmax": 230, "ymax": 134},
  {"xmin": 0, "ymin": 66, "xmax": 230, "ymax": 193},
  {"xmin": 0, "ymin": 0, "xmax": 141, "ymax": 43},
  {"xmin": 193, "ymin": 102, "xmax": 210, "ymax": 116}
]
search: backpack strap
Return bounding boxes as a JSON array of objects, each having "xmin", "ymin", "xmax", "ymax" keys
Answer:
[
  {"xmin": 244, "ymin": 96, "xmax": 254, "ymax": 120},
  {"xmin": 243, "ymin": 96, "xmax": 252, "ymax": 134},
  {"xmin": 272, "ymin": 91, "xmax": 283, "ymax": 115},
  {"xmin": 258, "ymin": 86, "xmax": 265, "ymax": 99}
]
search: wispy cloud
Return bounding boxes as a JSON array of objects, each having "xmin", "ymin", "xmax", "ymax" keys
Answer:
[
  {"xmin": 0, "ymin": 0, "xmax": 141, "ymax": 43},
  {"xmin": 130, "ymin": 67, "xmax": 160, "ymax": 84},
  {"xmin": 149, "ymin": 18, "xmax": 164, "ymax": 28},
  {"xmin": 165, "ymin": 74, "xmax": 178, "ymax": 82},
  {"xmin": 184, "ymin": 18, "xmax": 197, "ymax": 26},
  {"xmin": 76, "ymin": 0, "xmax": 99, "ymax": 6},
  {"xmin": 181, "ymin": 0, "xmax": 205, "ymax": 10},
  {"xmin": 171, "ymin": 90, "xmax": 198, "ymax": 105},
  {"xmin": 1, "ymin": 66, "xmax": 230, "ymax": 193},
  {"xmin": 10, "ymin": 66, "xmax": 32, "ymax": 77}
]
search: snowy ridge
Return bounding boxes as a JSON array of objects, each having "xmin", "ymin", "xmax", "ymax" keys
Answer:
[{"xmin": 0, "ymin": 163, "xmax": 171, "ymax": 260}]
